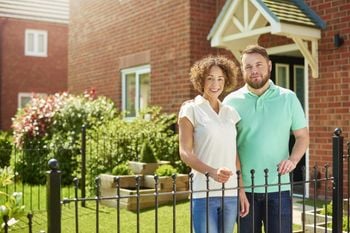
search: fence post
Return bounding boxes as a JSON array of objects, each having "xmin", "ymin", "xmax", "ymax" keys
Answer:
[
  {"xmin": 47, "ymin": 158, "xmax": 61, "ymax": 233},
  {"xmin": 81, "ymin": 125, "xmax": 86, "ymax": 207},
  {"xmin": 332, "ymin": 128, "xmax": 343, "ymax": 233}
]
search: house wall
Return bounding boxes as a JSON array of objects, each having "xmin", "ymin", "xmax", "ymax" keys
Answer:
[
  {"xmin": 0, "ymin": 18, "xmax": 67, "ymax": 130},
  {"xmin": 260, "ymin": 1, "xmax": 350, "ymax": 196},
  {"xmin": 68, "ymin": 0, "xmax": 350, "ymax": 195},
  {"xmin": 305, "ymin": 1, "xmax": 350, "ymax": 186},
  {"xmin": 69, "ymin": 0, "xmax": 231, "ymax": 114}
]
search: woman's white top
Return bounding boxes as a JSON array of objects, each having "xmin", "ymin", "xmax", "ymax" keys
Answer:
[{"xmin": 179, "ymin": 95, "xmax": 240, "ymax": 198}]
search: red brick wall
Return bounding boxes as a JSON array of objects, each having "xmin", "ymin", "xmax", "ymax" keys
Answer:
[
  {"xmin": 189, "ymin": 0, "xmax": 239, "ymax": 97},
  {"xmin": 257, "ymin": 1, "xmax": 350, "ymax": 197},
  {"xmin": 0, "ymin": 18, "xmax": 68, "ymax": 130},
  {"xmin": 69, "ymin": 0, "xmax": 350, "ymax": 196},
  {"xmin": 69, "ymin": 0, "xmax": 233, "ymax": 114},
  {"xmin": 305, "ymin": 0, "xmax": 350, "ymax": 197},
  {"xmin": 259, "ymin": 1, "xmax": 350, "ymax": 197}
]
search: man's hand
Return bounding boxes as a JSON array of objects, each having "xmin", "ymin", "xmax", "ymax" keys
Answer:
[
  {"xmin": 278, "ymin": 159, "xmax": 297, "ymax": 175},
  {"xmin": 239, "ymin": 189, "xmax": 250, "ymax": 217}
]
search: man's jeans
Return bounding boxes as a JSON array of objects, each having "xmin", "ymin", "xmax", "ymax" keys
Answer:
[
  {"xmin": 192, "ymin": 196, "xmax": 238, "ymax": 233},
  {"xmin": 239, "ymin": 191, "xmax": 292, "ymax": 233}
]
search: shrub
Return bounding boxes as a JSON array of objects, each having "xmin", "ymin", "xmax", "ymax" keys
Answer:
[
  {"xmin": 140, "ymin": 141, "xmax": 157, "ymax": 163},
  {"xmin": 11, "ymin": 90, "xmax": 117, "ymax": 185},
  {"xmin": 86, "ymin": 106, "xmax": 179, "ymax": 193},
  {"xmin": 11, "ymin": 93, "xmax": 68, "ymax": 184},
  {"xmin": 46, "ymin": 91, "xmax": 116, "ymax": 185},
  {"xmin": 155, "ymin": 164, "xmax": 177, "ymax": 177},
  {"xmin": 0, "ymin": 131, "xmax": 12, "ymax": 168},
  {"xmin": 174, "ymin": 160, "xmax": 191, "ymax": 174},
  {"xmin": 111, "ymin": 164, "xmax": 133, "ymax": 176}
]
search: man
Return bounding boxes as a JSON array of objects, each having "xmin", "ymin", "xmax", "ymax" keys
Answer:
[{"xmin": 223, "ymin": 45, "xmax": 309, "ymax": 233}]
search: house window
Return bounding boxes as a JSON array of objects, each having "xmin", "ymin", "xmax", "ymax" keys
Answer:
[
  {"xmin": 294, "ymin": 65, "xmax": 305, "ymax": 109},
  {"xmin": 121, "ymin": 65, "xmax": 150, "ymax": 118},
  {"xmin": 18, "ymin": 93, "xmax": 47, "ymax": 108},
  {"xmin": 25, "ymin": 29, "xmax": 48, "ymax": 57},
  {"xmin": 275, "ymin": 64, "xmax": 290, "ymax": 89}
]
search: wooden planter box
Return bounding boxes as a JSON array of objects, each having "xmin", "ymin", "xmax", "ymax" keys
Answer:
[
  {"xmin": 127, "ymin": 160, "xmax": 171, "ymax": 175},
  {"xmin": 127, "ymin": 161, "xmax": 159, "ymax": 175},
  {"xmin": 143, "ymin": 174, "xmax": 189, "ymax": 192},
  {"xmin": 99, "ymin": 174, "xmax": 189, "ymax": 211}
]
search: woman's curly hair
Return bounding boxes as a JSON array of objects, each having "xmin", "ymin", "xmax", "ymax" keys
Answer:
[{"xmin": 189, "ymin": 55, "xmax": 239, "ymax": 95}]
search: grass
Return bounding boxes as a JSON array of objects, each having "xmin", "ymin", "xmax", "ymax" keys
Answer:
[
  {"xmin": 10, "ymin": 201, "xmax": 302, "ymax": 233},
  {"xmin": 296, "ymin": 197, "xmax": 329, "ymax": 208},
  {"xmin": 10, "ymin": 200, "xmax": 192, "ymax": 233},
  {"xmin": 3, "ymin": 184, "xmax": 310, "ymax": 232},
  {"xmin": 2, "ymin": 184, "xmax": 192, "ymax": 232}
]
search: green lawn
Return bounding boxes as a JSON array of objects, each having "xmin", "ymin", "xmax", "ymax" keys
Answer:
[
  {"xmin": 10, "ymin": 200, "xmax": 192, "ymax": 233},
  {"xmin": 3, "ymin": 185, "xmax": 305, "ymax": 232},
  {"xmin": 3, "ymin": 184, "xmax": 192, "ymax": 232},
  {"xmin": 9, "ymin": 200, "xmax": 303, "ymax": 233}
]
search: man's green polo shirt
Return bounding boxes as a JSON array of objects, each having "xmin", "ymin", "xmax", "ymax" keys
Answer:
[{"xmin": 223, "ymin": 81, "xmax": 307, "ymax": 193}]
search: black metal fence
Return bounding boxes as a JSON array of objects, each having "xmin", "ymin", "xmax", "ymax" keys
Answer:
[{"xmin": 2, "ymin": 129, "xmax": 349, "ymax": 233}]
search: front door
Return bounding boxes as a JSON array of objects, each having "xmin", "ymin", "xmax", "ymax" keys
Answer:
[{"xmin": 270, "ymin": 55, "xmax": 305, "ymax": 195}]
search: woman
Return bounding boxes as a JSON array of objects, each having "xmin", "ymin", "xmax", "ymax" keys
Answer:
[{"xmin": 178, "ymin": 55, "xmax": 249, "ymax": 233}]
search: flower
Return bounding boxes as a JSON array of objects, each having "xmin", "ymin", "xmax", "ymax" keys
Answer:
[{"xmin": 11, "ymin": 92, "xmax": 69, "ymax": 147}]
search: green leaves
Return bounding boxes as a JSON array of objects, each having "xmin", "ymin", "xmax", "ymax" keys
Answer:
[
  {"xmin": 0, "ymin": 168, "xmax": 25, "ymax": 230},
  {"xmin": 11, "ymin": 91, "xmax": 118, "ymax": 185},
  {"xmin": 86, "ymin": 106, "xmax": 179, "ymax": 193},
  {"xmin": 140, "ymin": 141, "xmax": 157, "ymax": 163},
  {"xmin": 155, "ymin": 164, "xmax": 178, "ymax": 177}
]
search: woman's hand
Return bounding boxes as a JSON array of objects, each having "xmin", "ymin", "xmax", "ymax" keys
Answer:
[{"xmin": 210, "ymin": 167, "xmax": 232, "ymax": 183}]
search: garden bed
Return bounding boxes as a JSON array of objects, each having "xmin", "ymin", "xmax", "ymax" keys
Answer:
[{"xmin": 99, "ymin": 174, "xmax": 189, "ymax": 211}]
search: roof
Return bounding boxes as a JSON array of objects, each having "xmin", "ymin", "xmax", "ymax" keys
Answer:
[
  {"xmin": 208, "ymin": 0, "xmax": 325, "ymax": 40},
  {"xmin": 207, "ymin": 0, "xmax": 326, "ymax": 78},
  {"xmin": 0, "ymin": 0, "xmax": 69, "ymax": 24},
  {"xmin": 261, "ymin": 0, "xmax": 326, "ymax": 29}
]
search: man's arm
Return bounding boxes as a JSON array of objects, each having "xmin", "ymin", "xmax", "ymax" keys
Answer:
[
  {"xmin": 278, "ymin": 127, "xmax": 309, "ymax": 174},
  {"xmin": 289, "ymin": 127, "xmax": 310, "ymax": 165}
]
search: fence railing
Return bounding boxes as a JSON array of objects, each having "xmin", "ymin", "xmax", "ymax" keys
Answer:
[{"xmin": 1, "ymin": 128, "xmax": 349, "ymax": 233}]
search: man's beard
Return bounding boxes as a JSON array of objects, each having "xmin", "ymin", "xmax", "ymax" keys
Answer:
[{"xmin": 245, "ymin": 71, "xmax": 270, "ymax": 89}]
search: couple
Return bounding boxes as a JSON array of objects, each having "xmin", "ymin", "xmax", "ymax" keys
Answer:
[{"xmin": 178, "ymin": 45, "xmax": 310, "ymax": 233}]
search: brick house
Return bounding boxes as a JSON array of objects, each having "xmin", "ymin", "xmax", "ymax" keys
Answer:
[
  {"xmin": 69, "ymin": 0, "xmax": 349, "ymax": 196},
  {"xmin": 0, "ymin": 0, "xmax": 69, "ymax": 130}
]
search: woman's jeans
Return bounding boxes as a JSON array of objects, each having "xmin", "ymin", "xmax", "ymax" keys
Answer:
[
  {"xmin": 192, "ymin": 196, "xmax": 238, "ymax": 233},
  {"xmin": 239, "ymin": 191, "xmax": 292, "ymax": 233}
]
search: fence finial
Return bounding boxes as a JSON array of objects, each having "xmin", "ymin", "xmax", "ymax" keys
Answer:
[
  {"xmin": 48, "ymin": 159, "xmax": 59, "ymax": 170},
  {"xmin": 333, "ymin": 128, "xmax": 342, "ymax": 136}
]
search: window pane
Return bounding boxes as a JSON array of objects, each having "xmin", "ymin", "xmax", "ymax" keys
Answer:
[
  {"xmin": 20, "ymin": 96, "xmax": 32, "ymax": 108},
  {"xmin": 125, "ymin": 73, "xmax": 136, "ymax": 117},
  {"xmin": 277, "ymin": 66, "xmax": 288, "ymax": 88},
  {"xmin": 27, "ymin": 33, "xmax": 34, "ymax": 52},
  {"xmin": 294, "ymin": 67, "xmax": 305, "ymax": 109},
  {"xmin": 139, "ymin": 73, "xmax": 150, "ymax": 110},
  {"xmin": 37, "ymin": 34, "xmax": 44, "ymax": 53}
]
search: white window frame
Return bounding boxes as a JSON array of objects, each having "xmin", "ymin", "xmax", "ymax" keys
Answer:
[
  {"xmin": 121, "ymin": 65, "xmax": 150, "ymax": 119},
  {"xmin": 18, "ymin": 92, "xmax": 47, "ymax": 108},
  {"xmin": 275, "ymin": 63, "xmax": 290, "ymax": 89},
  {"xmin": 25, "ymin": 29, "xmax": 48, "ymax": 57}
]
